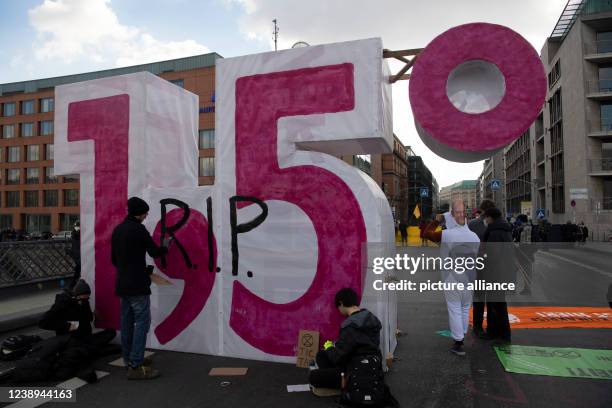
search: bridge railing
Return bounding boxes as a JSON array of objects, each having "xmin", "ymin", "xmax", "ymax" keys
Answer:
[{"xmin": 0, "ymin": 239, "xmax": 75, "ymax": 288}]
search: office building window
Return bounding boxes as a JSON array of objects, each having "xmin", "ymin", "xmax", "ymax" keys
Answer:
[
  {"xmin": 6, "ymin": 169, "xmax": 20, "ymax": 185},
  {"xmin": 40, "ymin": 97, "xmax": 54, "ymax": 113},
  {"xmin": 0, "ymin": 215, "xmax": 12, "ymax": 229},
  {"xmin": 44, "ymin": 190, "xmax": 58, "ymax": 207},
  {"xmin": 8, "ymin": 146, "xmax": 20, "ymax": 162},
  {"xmin": 199, "ymin": 129, "xmax": 215, "ymax": 149},
  {"xmin": 64, "ymin": 189, "xmax": 79, "ymax": 206},
  {"xmin": 45, "ymin": 167, "xmax": 57, "ymax": 183},
  {"xmin": 6, "ymin": 191, "xmax": 19, "ymax": 207},
  {"xmin": 169, "ymin": 79, "xmax": 184, "ymax": 88},
  {"xmin": 597, "ymin": 31, "xmax": 612, "ymax": 54},
  {"xmin": 63, "ymin": 174, "xmax": 79, "ymax": 183},
  {"xmin": 60, "ymin": 214, "xmax": 80, "ymax": 231},
  {"xmin": 199, "ymin": 157, "xmax": 215, "ymax": 177},
  {"xmin": 40, "ymin": 120, "xmax": 53, "ymax": 135},
  {"xmin": 3, "ymin": 124, "xmax": 15, "ymax": 139},
  {"xmin": 3, "ymin": 102, "xmax": 16, "ymax": 117},
  {"xmin": 45, "ymin": 144, "xmax": 54, "ymax": 160},
  {"xmin": 27, "ymin": 145, "xmax": 40, "ymax": 161},
  {"xmin": 599, "ymin": 65, "xmax": 612, "ymax": 92},
  {"xmin": 21, "ymin": 122, "xmax": 34, "ymax": 137},
  {"xmin": 25, "ymin": 214, "xmax": 51, "ymax": 233},
  {"xmin": 25, "ymin": 191, "xmax": 39, "ymax": 207},
  {"xmin": 21, "ymin": 100, "xmax": 35, "ymax": 115},
  {"xmin": 26, "ymin": 167, "xmax": 39, "ymax": 184}
]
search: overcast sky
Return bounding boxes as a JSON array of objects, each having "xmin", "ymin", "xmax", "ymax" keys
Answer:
[{"xmin": 0, "ymin": 0, "xmax": 568, "ymax": 188}]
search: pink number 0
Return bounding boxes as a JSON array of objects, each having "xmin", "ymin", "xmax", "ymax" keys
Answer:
[{"xmin": 231, "ymin": 64, "xmax": 368, "ymax": 356}]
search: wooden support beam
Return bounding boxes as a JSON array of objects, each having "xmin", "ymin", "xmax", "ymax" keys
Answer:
[
  {"xmin": 390, "ymin": 55, "xmax": 418, "ymax": 84},
  {"xmin": 383, "ymin": 48, "xmax": 423, "ymax": 59}
]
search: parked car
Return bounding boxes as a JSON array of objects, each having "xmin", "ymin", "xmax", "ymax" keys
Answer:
[{"xmin": 52, "ymin": 231, "xmax": 72, "ymax": 240}]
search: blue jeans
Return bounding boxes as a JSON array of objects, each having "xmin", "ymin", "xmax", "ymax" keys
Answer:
[{"xmin": 120, "ymin": 296, "xmax": 151, "ymax": 368}]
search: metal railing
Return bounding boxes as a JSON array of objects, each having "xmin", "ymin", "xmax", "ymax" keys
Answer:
[
  {"xmin": 588, "ymin": 158, "xmax": 612, "ymax": 172},
  {"xmin": 584, "ymin": 40, "xmax": 612, "ymax": 55},
  {"xmin": 587, "ymin": 80, "xmax": 612, "ymax": 94},
  {"xmin": 0, "ymin": 239, "xmax": 74, "ymax": 288},
  {"xmin": 588, "ymin": 118, "xmax": 612, "ymax": 133}
]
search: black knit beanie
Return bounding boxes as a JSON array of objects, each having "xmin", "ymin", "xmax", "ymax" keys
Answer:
[{"xmin": 127, "ymin": 197, "xmax": 149, "ymax": 217}]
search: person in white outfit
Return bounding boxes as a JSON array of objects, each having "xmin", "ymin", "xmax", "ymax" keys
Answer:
[{"xmin": 422, "ymin": 199, "xmax": 480, "ymax": 356}]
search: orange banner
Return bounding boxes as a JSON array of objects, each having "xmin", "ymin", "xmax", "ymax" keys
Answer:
[{"xmin": 471, "ymin": 306, "xmax": 612, "ymax": 329}]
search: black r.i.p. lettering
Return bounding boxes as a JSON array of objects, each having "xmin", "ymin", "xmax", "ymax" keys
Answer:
[
  {"xmin": 159, "ymin": 198, "xmax": 193, "ymax": 269},
  {"xmin": 229, "ymin": 196, "xmax": 268, "ymax": 276}
]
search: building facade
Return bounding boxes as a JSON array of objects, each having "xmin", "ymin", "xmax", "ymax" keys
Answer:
[
  {"xmin": 0, "ymin": 53, "xmax": 219, "ymax": 233},
  {"xmin": 407, "ymin": 152, "xmax": 436, "ymax": 221},
  {"xmin": 439, "ymin": 180, "xmax": 478, "ymax": 213},
  {"xmin": 478, "ymin": 151, "xmax": 506, "ymax": 212},
  {"xmin": 381, "ymin": 135, "xmax": 411, "ymax": 222},
  {"xmin": 501, "ymin": 0, "xmax": 612, "ymax": 238}
]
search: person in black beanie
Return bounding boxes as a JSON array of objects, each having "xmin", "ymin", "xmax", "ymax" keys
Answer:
[{"xmin": 111, "ymin": 197, "xmax": 168, "ymax": 380}]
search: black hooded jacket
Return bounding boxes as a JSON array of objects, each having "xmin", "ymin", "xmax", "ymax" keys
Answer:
[
  {"xmin": 111, "ymin": 216, "xmax": 167, "ymax": 297},
  {"xmin": 482, "ymin": 219, "xmax": 516, "ymax": 288},
  {"xmin": 325, "ymin": 309, "xmax": 382, "ymax": 367},
  {"xmin": 39, "ymin": 291, "xmax": 93, "ymax": 339}
]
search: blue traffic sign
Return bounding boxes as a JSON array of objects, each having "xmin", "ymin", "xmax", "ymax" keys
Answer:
[
  {"xmin": 420, "ymin": 188, "xmax": 429, "ymax": 198},
  {"xmin": 491, "ymin": 179, "xmax": 501, "ymax": 191},
  {"xmin": 536, "ymin": 208, "xmax": 545, "ymax": 219}
]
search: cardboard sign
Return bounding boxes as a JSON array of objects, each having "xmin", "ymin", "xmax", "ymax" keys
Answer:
[
  {"xmin": 209, "ymin": 367, "xmax": 248, "ymax": 376},
  {"xmin": 296, "ymin": 330, "xmax": 320, "ymax": 368}
]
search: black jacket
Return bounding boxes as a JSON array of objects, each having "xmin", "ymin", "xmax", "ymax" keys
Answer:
[
  {"xmin": 70, "ymin": 229, "xmax": 80, "ymax": 263},
  {"xmin": 325, "ymin": 309, "xmax": 382, "ymax": 367},
  {"xmin": 39, "ymin": 292, "xmax": 93, "ymax": 339},
  {"xmin": 111, "ymin": 216, "xmax": 166, "ymax": 297},
  {"xmin": 482, "ymin": 219, "xmax": 516, "ymax": 289}
]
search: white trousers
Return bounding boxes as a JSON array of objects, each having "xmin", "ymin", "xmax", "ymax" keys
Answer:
[{"xmin": 444, "ymin": 288, "xmax": 473, "ymax": 342}]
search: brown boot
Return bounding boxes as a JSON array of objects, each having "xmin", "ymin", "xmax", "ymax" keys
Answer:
[{"xmin": 127, "ymin": 365, "xmax": 160, "ymax": 380}]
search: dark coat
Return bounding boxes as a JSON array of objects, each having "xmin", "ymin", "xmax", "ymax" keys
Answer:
[
  {"xmin": 325, "ymin": 309, "xmax": 382, "ymax": 367},
  {"xmin": 39, "ymin": 292, "xmax": 93, "ymax": 339},
  {"xmin": 482, "ymin": 219, "xmax": 516, "ymax": 288},
  {"xmin": 111, "ymin": 216, "xmax": 166, "ymax": 297},
  {"xmin": 70, "ymin": 229, "xmax": 81, "ymax": 263}
]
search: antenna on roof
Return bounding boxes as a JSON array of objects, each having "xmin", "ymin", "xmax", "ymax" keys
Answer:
[{"xmin": 272, "ymin": 19, "xmax": 279, "ymax": 51}]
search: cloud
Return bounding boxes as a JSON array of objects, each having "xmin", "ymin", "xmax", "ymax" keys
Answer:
[
  {"xmin": 227, "ymin": 0, "xmax": 567, "ymax": 187},
  {"xmin": 28, "ymin": 0, "xmax": 209, "ymax": 66}
]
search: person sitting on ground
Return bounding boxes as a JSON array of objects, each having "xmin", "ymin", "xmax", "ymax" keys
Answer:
[
  {"xmin": 309, "ymin": 288, "xmax": 382, "ymax": 394},
  {"xmin": 39, "ymin": 279, "xmax": 95, "ymax": 340}
]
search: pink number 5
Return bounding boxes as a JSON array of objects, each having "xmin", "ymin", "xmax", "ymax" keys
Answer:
[{"xmin": 230, "ymin": 64, "xmax": 367, "ymax": 356}]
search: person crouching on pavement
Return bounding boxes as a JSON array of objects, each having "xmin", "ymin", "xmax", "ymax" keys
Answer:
[
  {"xmin": 111, "ymin": 197, "xmax": 169, "ymax": 380},
  {"xmin": 39, "ymin": 279, "xmax": 115, "ymax": 344},
  {"xmin": 309, "ymin": 288, "xmax": 382, "ymax": 395}
]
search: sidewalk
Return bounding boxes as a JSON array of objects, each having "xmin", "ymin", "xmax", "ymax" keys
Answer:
[{"xmin": 0, "ymin": 283, "xmax": 61, "ymax": 332}]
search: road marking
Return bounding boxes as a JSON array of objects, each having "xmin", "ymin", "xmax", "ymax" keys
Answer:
[{"xmin": 539, "ymin": 251, "xmax": 612, "ymax": 278}]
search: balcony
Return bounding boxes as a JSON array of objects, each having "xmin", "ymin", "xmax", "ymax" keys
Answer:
[
  {"xmin": 534, "ymin": 177, "xmax": 545, "ymax": 190},
  {"xmin": 587, "ymin": 118, "xmax": 612, "ymax": 137},
  {"xmin": 588, "ymin": 158, "xmax": 612, "ymax": 176},
  {"xmin": 586, "ymin": 80, "xmax": 612, "ymax": 100},
  {"xmin": 536, "ymin": 149, "xmax": 545, "ymax": 164},
  {"xmin": 584, "ymin": 40, "xmax": 612, "ymax": 63}
]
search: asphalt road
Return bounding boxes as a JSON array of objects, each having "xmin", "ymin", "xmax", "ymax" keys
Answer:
[{"xmin": 0, "ymin": 245, "xmax": 610, "ymax": 408}]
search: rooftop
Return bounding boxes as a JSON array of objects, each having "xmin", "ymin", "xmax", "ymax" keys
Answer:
[{"xmin": 0, "ymin": 52, "xmax": 222, "ymax": 96}]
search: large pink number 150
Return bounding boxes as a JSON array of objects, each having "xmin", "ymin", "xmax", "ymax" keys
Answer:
[{"xmin": 230, "ymin": 64, "xmax": 367, "ymax": 356}]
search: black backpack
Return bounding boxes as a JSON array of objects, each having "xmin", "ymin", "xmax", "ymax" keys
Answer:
[
  {"xmin": 341, "ymin": 354, "xmax": 387, "ymax": 407},
  {"xmin": 0, "ymin": 335, "xmax": 42, "ymax": 361}
]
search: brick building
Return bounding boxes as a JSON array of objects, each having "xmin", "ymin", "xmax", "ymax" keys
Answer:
[{"xmin": 0, "ymin": 53, "xmax": 219, "ymax": 234}]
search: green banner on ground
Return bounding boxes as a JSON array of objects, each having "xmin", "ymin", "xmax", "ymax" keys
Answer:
[{"xmin": 494, "ymin": 345, "xmax": 612, "ymax": 380}]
